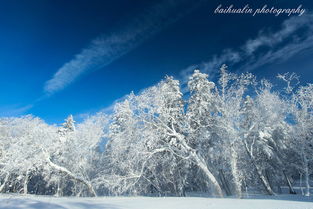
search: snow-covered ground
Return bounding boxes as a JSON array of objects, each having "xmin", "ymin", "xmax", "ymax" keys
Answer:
[{"xmin": 0, "ymin": 194, "xmax": 312, "ymax": 209}]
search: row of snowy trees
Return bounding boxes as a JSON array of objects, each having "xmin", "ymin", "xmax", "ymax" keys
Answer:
[{"xmin": 0, "ymin": 66, "xmax": 312, "ymax": 197}]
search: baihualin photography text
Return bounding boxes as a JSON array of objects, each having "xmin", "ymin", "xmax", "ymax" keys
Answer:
[{"xmin": 214, "ymin": 4, "xmax": 306, "ymax": 16}]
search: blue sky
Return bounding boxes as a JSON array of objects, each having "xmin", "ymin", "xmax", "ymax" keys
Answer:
[{"xmin": 0, "ymin": 0, "xmax": 313, "ymax": 124}]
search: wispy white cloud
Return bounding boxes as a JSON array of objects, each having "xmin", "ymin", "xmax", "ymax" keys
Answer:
[
  {"xmin": 103, "ymin": 13, "xmax": 313, "ymax": 109},
  {"xmin": 0, "ymin": 104, "xmax": 33, "ymax": 117},
  {"xmin": 180, "ymin": 13, "xmax": 313, "ymax": 82},
  {"xmin": 44, "ymin": 0, "xmax": 205, "ymax": 95}
]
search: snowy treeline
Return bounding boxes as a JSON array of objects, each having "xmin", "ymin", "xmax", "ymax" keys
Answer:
[{"xmin": 0, "ymin": 66, "xmax": 312, "ymax": 197}]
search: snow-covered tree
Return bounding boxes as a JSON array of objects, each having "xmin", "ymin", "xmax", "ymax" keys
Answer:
[
  {"xmin": 58, "ymin": 115, "xmax": 75, "ymax": 140},
  {"xmin": 102, "ymin": 76, "xmax": 223, "ymax": 196},
  {"xmin": 213, "ymin": 65, "xmax": 256, "ymax": 197},
  {"xmin": 288, "ymin": 84, "xmax": 313, "ymax": 196}
]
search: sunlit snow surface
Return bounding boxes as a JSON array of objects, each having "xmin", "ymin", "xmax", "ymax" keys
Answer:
[{"xmin": 0, "ymin": 194, "xmax": 313, "ymax": 209}]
